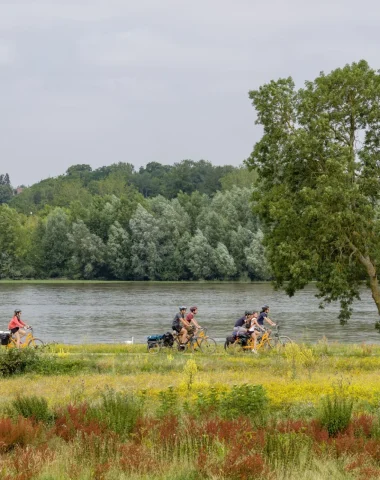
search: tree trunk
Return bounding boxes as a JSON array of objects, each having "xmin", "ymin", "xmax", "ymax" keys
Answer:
[{"xmin": 358, "ymin": 254, "xmax": 380, "ymax": 316}]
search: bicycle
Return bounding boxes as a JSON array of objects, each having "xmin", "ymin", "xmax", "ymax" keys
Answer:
[
  {"xmin": 189, "ymin": 327, "xmax": 217, "ymax": 354},
  {"xmin": 224, "ymin": 325, "xmax": 292, "ymax": 355},
  {"xmin": 7, "ymin": 327, "xmax": 45, "ymax": 349},
  {"xmin": 149, "ymin": 328, "xmax": 217, "ymax": 354}
]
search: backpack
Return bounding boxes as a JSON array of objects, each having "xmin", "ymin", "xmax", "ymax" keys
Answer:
[{"xmin": 0, "ymin": 332, "xmax": 10, "ymax": 346}]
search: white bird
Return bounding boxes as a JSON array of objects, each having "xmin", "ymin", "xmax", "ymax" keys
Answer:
[{"xmin": 124, "ymin": 337, "xmax": 134, "ymax": 344}]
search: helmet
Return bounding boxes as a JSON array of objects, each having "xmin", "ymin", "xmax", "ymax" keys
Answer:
[
  {"xmin": 14, "ymin": 309, "xmax": 21, "ymax": 315},
  {"xmin": 261, "ymin": 305, "xmax": 269, "ymax": 311},
  {"xmin": 190, "ymin": 306, "xmax": 198, "ymax": 312},
  {"xmin": 179, "ymin": 306, "xmax": 187, "ymax": 311},
  {"xmin": 245, "ymin": 310, "xmax": 253, "ymax": 316}
]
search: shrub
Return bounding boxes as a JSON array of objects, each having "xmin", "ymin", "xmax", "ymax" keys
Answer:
[
  {"xmin": 87, "ymin": 388, "xmax": 144, "ymax": 438},
  {"xmin": 219, "ymin": 384, "xmax": 268, "ymax": 426},
  {"xmin": 0, "ymin": 417, "xmax": 42, "ymax": 452},
  {"xmin": 318, "ymin": 393, "xmax": 353, "ymax": 437},
  {"xmin": 195, "ymin": 386, "xmax": 221, "ymax": 415},
  {"xmin": 0, "ymin": 348, "xmax": 40, "ymax": 376},
  {"xmin": 157, "ymin": 386, "xmax": 179, "ymax": 418},
  {"xmin": 10, "ymin": 395, "xmax": 54, "ymax": 424},
  {"xmin": 53, "ymin": 404, "xmax": 105, "ymax": 442}
]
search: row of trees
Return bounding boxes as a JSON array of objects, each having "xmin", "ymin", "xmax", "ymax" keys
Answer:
[
  {"xmin": 0, "ymin": 187, "xmax": 270, "ymax": 281},
  {"xmin": 7, "ymin": 160, "xmax": 256, "ymax": 215}
]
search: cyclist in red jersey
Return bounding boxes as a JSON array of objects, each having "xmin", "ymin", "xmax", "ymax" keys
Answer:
[
  {"xmin": 8, "ymin": 309, "xmax": 30, "ymax": 349},
  {"xmin": 186, "ymin": 306, "xmax": 201, "ymax": 334}
]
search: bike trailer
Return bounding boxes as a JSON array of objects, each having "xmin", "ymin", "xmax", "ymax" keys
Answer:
[
  {"xmin": 147, "ymin": 332, "xmax": 174, "ymax": 350},
  {"xmin": 147, "ymin": 334, "xmax": 164, "ymax": 342},
  {"xmin": 147, "ymin": 334, "xmax": 164, "ymax": 350},
  {"xmin": 0, "ymin": 331, "xmax": 11, "ymax": 346}
]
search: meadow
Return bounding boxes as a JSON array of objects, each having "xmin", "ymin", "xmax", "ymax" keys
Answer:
[{"xmin": 1, "ymin": 342, "xmax": 380, "ymax": 479}]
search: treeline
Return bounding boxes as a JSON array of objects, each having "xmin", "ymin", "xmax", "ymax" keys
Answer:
[
  {"xmin": 7, "ymin": 160, "xmax": 256, "ymax": 214},
  {"xmin": 0, "ymin": 161, "xmax": 267, "ymax": 280}
]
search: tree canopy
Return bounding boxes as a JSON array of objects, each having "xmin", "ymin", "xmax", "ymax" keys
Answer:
[
  {"xmin": 9, "ymin": 160, "xmax": 239, "ymax": 214},
  {"xmin": 0, "ymin": 159, "xmax": 266, "ymax": 281},
  {"xmin": 246, "ymin": 60, "xmax": 380, "ymax": 324}
]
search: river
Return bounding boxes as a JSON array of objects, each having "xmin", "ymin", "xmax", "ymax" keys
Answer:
[{"xmin": 0, "ymin": 282, "xmax": 379, "ymax": 344}]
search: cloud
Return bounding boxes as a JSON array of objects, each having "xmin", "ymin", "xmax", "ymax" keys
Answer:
[
  {"xmin": 80, "ymin": 29, "xmax": 252, "ymax": 70},
  {"xmin": 0, "ymin": 41, "xmax": 13, "ymax": 64},
  {"xmin": 0, "ymin": 0, "xmax": 380, "ymax": 186}
]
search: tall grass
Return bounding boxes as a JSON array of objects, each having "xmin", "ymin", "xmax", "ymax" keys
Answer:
[
  {"xmin": 87, "ymin": 388, "xmax": 144, "ymax": 438},
  {"xmin": 10, "ymin": 395, "xmax": 53, "ymax": 423},
  {"xmin": 2, "ymin": 390, "xmax": 380, "ymax": 479},
  {"xmin": 318, "ymin": 393, "xmax": 353, "ymax": 437}
]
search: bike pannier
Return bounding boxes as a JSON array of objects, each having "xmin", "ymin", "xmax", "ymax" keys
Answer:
[
  {"xmin": 162, "ymin": 332, "xmax": 174, "ymax": 347},
  {"xmin": 0, "ymin": 332, "xmax": 11, "ymax": 345}
]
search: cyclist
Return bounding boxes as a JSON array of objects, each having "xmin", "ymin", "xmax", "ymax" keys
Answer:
[
  {"xmin": 233, "ymin": 311, "xmax": 252, "ymax": 336},
  {"xmin": 8, "ymin": 309, "xmax": 31, "ymax": 349},
  {"xmin": 186, "ymin": 306, "xmax": 201, "ymax": 334},
  {"xmin": 172, "ymin": 306, "xmax": 191, "ymax": 345},
  {"xmin": 248, "ymin": 311, "xmax": 266, "ymax": 353},
  {"xmin": 257, "ymin": 305, "xmax": 276, "ymax": 330}
]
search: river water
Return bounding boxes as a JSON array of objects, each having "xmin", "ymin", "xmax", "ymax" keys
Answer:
[{"xmin": 0, "ymin": 283, "xmax": 379, "ymax": 344}]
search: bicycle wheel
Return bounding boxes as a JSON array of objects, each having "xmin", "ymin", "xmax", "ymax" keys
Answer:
[
  {"xmin": 26, "ymin": 337, "xmax": 45, "ymax": 349},
  {"xmin": 148, "ymin": 341, "xmax": 161, "ymax": 354},
  {"xmin": 199, "ymin": 337, "xmax": 217, "ymax": 354},
  {"xmin": 225, "ymin": 340, "xmax": 244, "ymax": 355},
  {"xmin": 278, "ymin": 336, "xmax": 293, "ymax": 347},
  {"xmin": 262, "ymin": 337, "xmax": 275, "ymax": 350},
  {"xmin": 176, "ymin": 341, "xmax": 187, "ymax": 353},
  {"xmin": 191, "ymin": 337, "xmax": 202, "ymax": 352}
]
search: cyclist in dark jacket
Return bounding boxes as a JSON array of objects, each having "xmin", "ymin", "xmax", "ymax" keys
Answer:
[{"xmin": 172, "ymin": 306, "xmax": 191, "ymax": 344}]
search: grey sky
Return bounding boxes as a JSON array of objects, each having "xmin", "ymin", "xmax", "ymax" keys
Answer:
[{"xmin": 0, "ymin": 0, "xmax": 379, "ymax": 186}]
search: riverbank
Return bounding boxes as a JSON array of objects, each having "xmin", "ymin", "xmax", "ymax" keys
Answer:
[
  {"xmin": 0, "ymin": 279, "xmax": 269, "ymax": 284},
  {"xmin": 0, "ymin": 343, "xmax": 379, "ymax": 479}
]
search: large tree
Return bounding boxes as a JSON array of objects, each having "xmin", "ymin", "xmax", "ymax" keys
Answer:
[{"xmin": 246, "ymin": 60, "xmax": 380, "ymax": 323}]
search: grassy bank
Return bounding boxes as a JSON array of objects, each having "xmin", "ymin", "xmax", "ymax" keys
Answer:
[{"xmin": 1, "ymin": 343, "xmax": 380, "ymax": 479}]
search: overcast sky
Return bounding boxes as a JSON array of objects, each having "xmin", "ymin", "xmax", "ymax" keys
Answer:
[{"xmin": 0, "ymin": 0, "xmax": 379, "ymax": 186}]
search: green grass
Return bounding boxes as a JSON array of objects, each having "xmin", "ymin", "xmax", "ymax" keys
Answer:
[{"xmin": 1, "ymin": 343, "xmax": 380, "ymax": 478}]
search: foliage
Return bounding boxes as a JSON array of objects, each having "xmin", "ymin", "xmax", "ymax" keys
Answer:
[
  {"xmin": 10, "ymin": 395, "xmax": 54, "ymax": 423},
  {"xmin": 264, "ymin": 432, "xmax": 313, "ymax": 476},
  {"xmin": 247, "ymin": 60, "xmax": 380, "ymax": 323},
  {"xmin": 318, "ymin": 392, "xmax": 354, "ymax": 437},
  {"xmin": 67, "ymin": 220, "xmax": 106, "ymax": 279},
  {"xmin": 2, "ymin": 157, "xmax": 274, "ymax": 280},
  {"xmin": 87, "ymin": 389, "xmax": 144, "ymax": 437},
  {"xmin": 157, "ymin": 386, "xmax": 179, "ymax": 418},
  {"xmin": 219, "ymin": 384, "xmax": 268, "ymax": 425},
  {"xmin": 0, "ymin": 173, "xmax": 13, "ymax": 204},
  {"xmin": 0, "ymin": 205, "xmax": 28, "ymax": 278},
  {"xmin": 0, "ymin": 348, "xmax": 40, "ymax": 376},
  {"xmin": 11, "ymin": 160, "xmax": 235, "ymax": 214},
  {"xmin": 220, "ymin": 165, "xmax": 258, "ymax": 191}
]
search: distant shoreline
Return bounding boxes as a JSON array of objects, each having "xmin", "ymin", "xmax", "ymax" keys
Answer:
[{"xmin": 0, "ymin": 279, "xmax": 271, "ymax": 284}]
